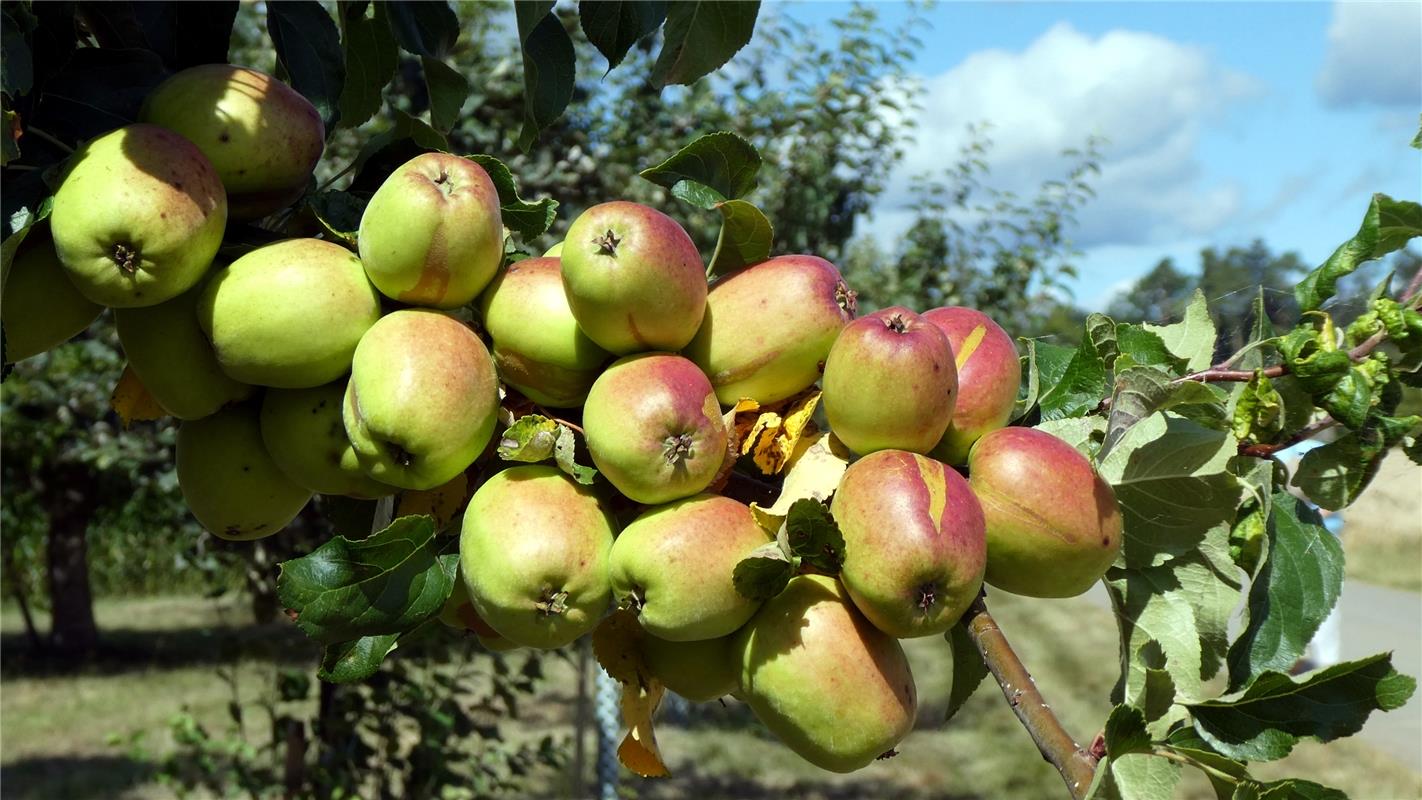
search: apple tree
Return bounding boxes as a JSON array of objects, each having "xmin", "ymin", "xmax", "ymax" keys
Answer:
[{"xmin": 3, "ymin": 3, "xmax": 1420, "ymax": 799}]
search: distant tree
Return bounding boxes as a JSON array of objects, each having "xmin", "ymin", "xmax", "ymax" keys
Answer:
[{"xmin": 1106, "ymin": 258, "xmax": 1194, "ymax": 324}]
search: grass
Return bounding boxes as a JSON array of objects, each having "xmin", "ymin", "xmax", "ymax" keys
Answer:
[
  {"xmin": 4, "ymin": 592, "xmax": 1418, "ymax": 800},
  {"xmin": 1340, "ymin": 451, "xmax": 1422, "ymax": 593}
]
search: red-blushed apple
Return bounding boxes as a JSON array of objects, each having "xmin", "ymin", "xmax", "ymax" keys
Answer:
[
  {"xmin": 832, "ymin": 449, "xmax": 986, "ymax": 638},
  {"xmin": 582, "ymin": 353, "xmax": 727, "ymax": 504},
  {"xmin": 968, "ymin": 427, "xmax": 1123, "ymax": 598},
  {"xmin": 821, "ymin": 306, "xmax": 957, "ymax": 455},
  {"xmin": 559, "ymin": 201, "xmax": 706, "ymax": 354},
  {"xmin": 683, "ymin": 254, "xmax": 857, "ymax": 405},
  {"xmin": 923, "ymin": 306, "xmax": 1021, "ymax": 464}
]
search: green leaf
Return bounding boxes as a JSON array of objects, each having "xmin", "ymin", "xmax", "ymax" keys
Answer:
[
  {"xmin": 1108, "ymin": 540, "xmax": 1241, "ymax": 704},
  {"xmin": 1, "ymin": 108, "xmax": 17, "ymax": 167},
  {"xmin": 638, "ymin": 131, "xmax": 762, "ymax": 208},
  {"xmin": 1, "ymin": 178, "xmax": 50, "ymax": 281},
  {"xmin": 1232, "ymin": 778, "xmax": 1348, "ymax": 800},
  {"xmin": 708, "ymin": 199, "xmax": 772, "ymax": 277},
  {"xmin": 1129, "ymin": 640, "xmax": 1181, "ymax": 734},
  {"xmin": 1292, "ymin": 414, "xmax": 1421, "ymax": 510},
  {"xmin": 385, "ymin": 0, "xmax": 459, "ymax": 57},
  {"xmin": 943, "ymin": 622, "xmax": 988, "ymax": 724},
  {"xmin": 1034, "ymin": 415, "xmax": 1106, "ymax": 456},
  {"xmin": 1099, "ymin": 412, "xmax": 1242, "ymax": 568},
  {"xmin": 579, "ymin": 0, "xmax": 668, "ymax": 71},
  {"xmin": 1144, "ymin": 290, "xmax": 1217, "ymax": 372},
  {"xmin": 466, "ymin": 153, "xmax": 558, "ymax": 240},
  {"xmin": 1104, "ymin": 704, "xmax": 1151, "ymax": 756},
  {"xmin": 650, "ymin": 1, "xmax": 760, "ymax": 88},
  {"xmin": 498, "ymin": 415, "xmax": 559, "ymax": 462},
  {"xmin": 1013, "ymin": 338, "xmax": 1046, "ymax": 421},
  {"xmin": 554, "ymin": 424, "xmax": 598, "ymax": 486},
  {"xmin": 336, "ymin": 4, "xmax": 398, "ymax": 129},
  {"xmin": 1226, "ymin": 494, "xmax": 1343, "ymax": 689},
  {"xmin": 1231, "ymin": 373, "xmax": 1285, "ymax": 444},
  {"xmin": 1296, "ymin": 194, "xmax": 1422, "ymax": 311},
  {"xmin": 1161, "ymin": 727, "xmax": 1249, "ymax": 800},
  {"xmin": 1037, "ymin": 329, "xmax": 1109, "ymax": 421},
  {"xmin": 1101, "ymin": 367, "xmax": 1226, "ymax": 459},
  {"xmin": 267, "ymin": 1, "xmax": 345, "ymax": 131},
  {"xmin": 1, "ymin": 8, "xmax": 34, "ymax": 96},
  {"xmin": 319, "ymin": 633, "xmax": 399, "ymax": 683},
  {"xmin": 784, "ymin": 498, "xmax": 844, "ymax": 573},
  {"xmin": 1115, "ymin": 323, "xmax": 1187, "ymax": 373},
  {"xmin": 422, "ymin": 55, "xmax": 468, "ymax": 133},
  {"xmin": 276, "ymin": 516, "xmax": 455, "ymax": 645},
  {"xmin": 1190, "ymin": 652, "xmax": 1416, "ymax": 761},
  {"xmin": 306, "ymin": 190, "xmax": 365, "ymax": 249},
  {"xmin": 514, "ymin": 2, "xmax": 576, "ymax": 152},
  {"xmin": 732, "ymin": 541, "xmax": 795, "ymax": 601}
]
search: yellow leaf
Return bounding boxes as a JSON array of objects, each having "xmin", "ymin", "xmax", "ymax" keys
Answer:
[
  {"xmin": 749, "ymin": 390, "xmax": 821, "ymax": 475},
  {"xmin": 750, "ymin": 430, "xmax": 851, "ymax": 532},
  {"xmin": 617, "ymin": 680, "xmax": 669, "ymax": 778},
  {"xmin": 110, "ymin": 364, "xmax": 166, "ymax": 427},
  {"xmin": 395, "ymin": 472, "xmax": 470, "ymax": 530},
  {"xmin": 723, "ymin": 396, "xmax": 761, "ymax": 453},
  {"xmin": 592, "ymin": 607, "xmax": 653, "ymax": 687}
]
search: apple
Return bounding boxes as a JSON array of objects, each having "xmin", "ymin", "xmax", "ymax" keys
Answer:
[
  {"xmin": 822, "ymin": 306, "xmax": 957, "ymax": 456},
  {"xmin": 440, "ymin": 570, "xmax": 523, "ymax": 652},
  {"xmin": 609, "ymin": 493, "xmax": 770, "ymax": 641},
  {"xmin": 559, "ymin": 201, "xmax": 707, "ymax": 354},
  {"xmin": 50, "ymin": 124, "xmax": 226, "ymax": 308},
  {"xmin": 478, "ymin": 256, "xmax": 610, "ymax": 407},
  {"xmin": 460, "ymin": 465, "xmax": 616, "ymax": 649},
  {"xmin": 259, "ymin": 381, "xmax": 396, "ymax": 499},
  {"xmin": 343, "ymin": 309, "xmax": 500, "ymax": 490},
  {"xmin": 114, "ymin": 280, "xmax": 253, "ymax": 420},
  {"xmin": 357, "ymin": 152, "xmax": 503, "ymax": 308},
  {"xmin": 968, "ymin": 427, "xmax": 1123, "ymax": 598},
  {"xmin": 141, "ymin": 64, "xmax": 324, "ymax": 220},
  {"xmin": 198, "ymin": 238, "xmax": 382, "ymax": 388},
  {"xmin": 923, "ymin": 306, "xmax": 1021, "ymax": 465},
  {"xmin": 683, "ymin": 254, "xmax": 857, "ymax": 405},
  {"xmin": 642, "ymin": 632, "xmax": 739, "ymax": 702},
  {"xmin": 176, "ymin": 404, "xmax": 312, "ymax": 541},
  {"xmin": 831, "ymin": 449, "xmax": 986, "ymax": 638},
  {"xmin": 736, "ymin": 575, "xmax": 917, "ymax": 773},
  {"xmin": 582, "ymin": 353, "xmax": 727, "ymax": 504},
  {"xmin": 1, "ymin": 232, "xmax": 102, "ymax": 362}
]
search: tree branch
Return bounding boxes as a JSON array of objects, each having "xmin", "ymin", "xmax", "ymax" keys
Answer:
[
  {"xmin": 1237, "ymin": 415, "xmax": 1339, "ymax": 458},
  {"xmin": 961, "ymin": 595, "xmax": 1097, "ymax": 799},
  {"xmin": 1174, "ymin": 329, "xmax": 1388, "ymax": 385}
]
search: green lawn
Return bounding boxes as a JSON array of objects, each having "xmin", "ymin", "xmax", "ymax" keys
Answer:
[{"xmin": 4, "ymin": 592, "xmax": 1418, "ymax": 800}]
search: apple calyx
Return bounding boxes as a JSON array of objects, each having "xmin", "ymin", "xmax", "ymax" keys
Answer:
[
  {"xmin": 835, "ymin": 280, "xmax": 858, "ymax": 315},
  {"xmin": 534, "ymin": 588, "xmax": 570, "ymax": 617},
  {"xmin": 916, "ymin": 583, "xmax": 937, "ymax": 613},
  {"xmin": 112, "ymin": 243, "xmax": 140, "ymax": 275},
  {"xmin": 385, "ymin": 441, "xmax": 415, "ymax": 468},
  {"xmin": 662, "ymin": 432, "xmax": 695, "ymax": 466},
  {"xmin": 592, "ymin": 229, "xmax": 621, "ymax": 256},
  {"xmin": 884, "ymin": 313, "xmax": 909, "ymax": 334}
]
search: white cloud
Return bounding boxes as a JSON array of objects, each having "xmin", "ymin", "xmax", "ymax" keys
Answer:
[
  {"xmin": 878, "ymin": 22, "xmax": 1262, "ymax": 249},
  {"xmin": 1316, "ymin": 2, "xmax": 1422, "ymax": 108}
]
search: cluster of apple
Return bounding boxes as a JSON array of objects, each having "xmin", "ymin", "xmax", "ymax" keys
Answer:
[{"xmin": 2, "ymin": 63, "xmax": 1125, "ymax": 774}]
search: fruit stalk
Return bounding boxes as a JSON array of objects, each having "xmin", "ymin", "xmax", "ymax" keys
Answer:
[{"xmin": 960, "ymin": 594, "xmax": 1097, "ymax": 799}]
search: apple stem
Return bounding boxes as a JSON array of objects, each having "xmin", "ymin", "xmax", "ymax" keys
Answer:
[{"xmin": 961, "ymin": 594, "xmax": 1097, "ymax": 799}]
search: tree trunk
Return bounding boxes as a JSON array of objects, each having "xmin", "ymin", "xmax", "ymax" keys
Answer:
[{"xmin": 44, "ymin": 465, "xmax": 99, "ymax": 656}]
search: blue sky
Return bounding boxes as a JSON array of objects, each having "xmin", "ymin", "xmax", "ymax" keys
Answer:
[{"xmin": 783, "ymin": 1, "xmax": 1422, "ymax": 309}]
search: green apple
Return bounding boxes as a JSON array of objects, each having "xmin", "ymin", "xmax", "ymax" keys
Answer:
[
  {"xmin": 344, "ymin": 309, "xmax": 500, "ymax": 490},
  {"xmin": 583, "ymin": 353, "xmax": 727, "ymax": 504},
  {"xmin": 141, "ymin": 64, "xmax": 324, "ymax": 220},
  {"xmin": 114, "ymin": 280, "xmax": 253, "ymax": 420},
  {"xmin": 460, "ymin": 465, "xmax": 616, "ymax": 649},
  {"xmin": 560, "ymin": 201, "xmax": 706, "ymax": 354},
  {"xmin": 478, "ymin": 256, "xmax": 610, "ymax": 407},
  {"xmin": 198, "ymin": 238, "xmax": 381, "ymax": 388},
  {"xmin": 176, "ymin": 405, "xmax": 312, "ymax": 541},
  {"xmin": 642, "ymin": 632, "xmax": 739, "ymax": 702},
  {"xmin": 357, "ymin": 153, "xmax": 503, "ymax": 308},
  {"xmin": 542, "ymin": 241, "xmax": 564, "ymax": 257},
  {"xmin": 610, "ymin": 494, "xmax": 769, "ymax": 641},
  {"xmin": 822, "ymin": 306, "xmax": 957, "ymax": 456},
  {"xmin": 684, "ymin": 254, "xmax": 857, "ymax": 405},
  {"xmin": 440, "ymin": 571, "xmax": 523, "ymax": 652},
  {"xmin": 50, "ymin": 124, "xmax": 226, "ymax": 308},
  {"xmin": 923, "ymin": 306, "xmax": 1021, "ymax": 464},
  {"xmin": 736, "ymin": 575, "xmax": 917, "ymax": 773},
  {"xmin": 259, "ymin": 381, "xmax": 396, "ymax": 498},
  {"xmin": 968, "ymin": 427, "xmax": 1123, "ymax": 598},
  {"xmin": 1, "ymin": 232, "xmax": 102, "ymax": 362},
  {"xmin": 832, "ymin": 449, "xmax": 985, "ymax": 638}
]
